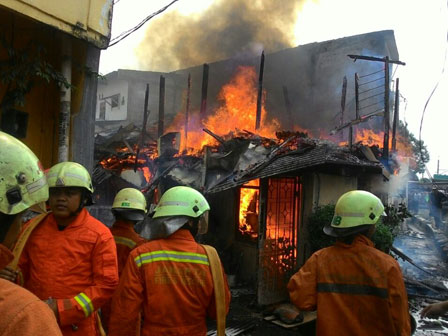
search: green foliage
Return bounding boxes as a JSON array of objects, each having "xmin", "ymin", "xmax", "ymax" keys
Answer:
[
  {"xmin": 308, "ymin": 204, "xmax": 336, "ymax": 253},
  {"xmin": 398, "ymin": 121, "xmax": 430, "ymax": 175},
  {"xmin": 308, "ymin": 202, "xmax": 411, "ymax": 254},
  {"xmin": 0, "ymin": 36, "xmax": 72, "ymax": 110}
]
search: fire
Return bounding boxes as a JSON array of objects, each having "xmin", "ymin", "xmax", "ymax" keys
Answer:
[
  {"xmin": 167, "ymin": 66, "xmax": 281, "ymax": 153},
  {"xmin": 238, "ymin": 179, "xmax": 260, "ymax": 239},
  {"xmin": 354, "ymin": 128, "xmax": 384, "ymax": 146},
  {"xmin": 142, "ymin": 166, "xmax": 152, "ymax": 183},
  {"xmin": 337, "ymin": 127, "xmax": 416, "ymax": 171}
]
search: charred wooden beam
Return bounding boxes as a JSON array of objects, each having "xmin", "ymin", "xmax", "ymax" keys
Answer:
[
  {"xmin": 330, "ymin": 109, "xmax": 384, "ymax": 133},
  {"xmin": 383, "ymin": 56, "xmax": 390, "ymax": 160},
  {"xmin": 348, "ymin": 54, "xmax": 406, "ymax": 65},
  {"xmin": 392, "ymin": 78, "xmax": 399, "ymax": 152},
  {"xmin": 255, "ymin": 51, "xmax": 265, "ymax": 130},
  {"xmin": 134, "ymin": 83, "xmax": 150, "ymax": 172},
  {"xmin": 158, "ymin": 75, "xmax": 165, "ymax": 138},
  {"xmin": 340, "ymin": 76, "xmax": 347, "ymax": 141},
  {"xmin": 391, "ymin": 246, "xmax": 432, "ymax": 275},
  {"xmin": 202, "ymin": 128, "xmax": 226, "ymax": 145},
  {"xmin": 185, "ymin": 73, "xmax": 191, "ymax": 151},
  {"xmin": 200, "ymin": 64, "xmax": 209, "ymax": 118}
]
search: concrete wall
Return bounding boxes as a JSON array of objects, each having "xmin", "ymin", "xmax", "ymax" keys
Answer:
[
  {"xmin": 315, "ymin": 173, "xmax": 358, "ymax": 206},
  {"xmin": 95, "ymin": 70, "xmax": 185, "ymax": 135},
  {"xmin": 96, "ymin": 79, "xmax": 128, "ymax": 121}
]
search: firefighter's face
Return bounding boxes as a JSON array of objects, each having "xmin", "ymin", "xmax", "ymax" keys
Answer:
[{"xmin": 49, "ymin": 187, "xmax": 82, "ymax": 218}]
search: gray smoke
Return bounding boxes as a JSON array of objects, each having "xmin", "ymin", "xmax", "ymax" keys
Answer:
[{"xmin": 136, "ymin": 0, "xmax": 305, "ymax": 71}]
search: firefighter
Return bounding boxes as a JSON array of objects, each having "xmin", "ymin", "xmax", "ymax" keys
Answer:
[
  {"xmin": 110, "ymin": 188, "xmax": 147, "ymax": 274},
  {"xmin": 6, "ymin": 161, "xmax": 119, "ymax": 336},
  {"xmin": 108, "ymin": 186, "xmax": 231, "ymax": 336},
  {"xmin": 0, "ymin": 131, "xmax": 62, "ymax": 335},
  {"xmin": 287, "ymin": 190, "xmax": 411, "ymax": 335},
  {"xmin": 101, "ymin": 187, "xmax": 147, "ymax": 330}
]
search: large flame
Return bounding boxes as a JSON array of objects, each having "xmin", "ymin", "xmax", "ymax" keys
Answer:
[
  {"xmin": 239, "ymin": 179, "xmax": 260, "ymax": 238},
  {"xmin": 167, "ymin": 66, "xmax": 281, "ymax": 154}
]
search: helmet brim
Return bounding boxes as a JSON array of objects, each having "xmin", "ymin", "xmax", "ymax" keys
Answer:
[
  {"xmin": 113, "ymin": 208, "xmax": 145, "ymax": 221},
  {"xmin": 323, "ymin": 223, "xmax": 373, "ymax": 238}
]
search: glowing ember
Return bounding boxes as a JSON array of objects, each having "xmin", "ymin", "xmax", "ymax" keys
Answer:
[{"xmin": 239, "ymin": 179, "xmax": 260, "ymax": 238}]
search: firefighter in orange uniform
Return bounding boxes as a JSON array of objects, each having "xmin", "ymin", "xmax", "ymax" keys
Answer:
[
  {"xmin": 15, "ymin": 162, "xmax": 119, "ymax": 336},
  {"xmin": 0, "ymin": 131, "xmax": 62, "ymax": 335},
  {"xmin": 108, "ymin": 186, "xmax": 231, "ymax": 336},
  {"xmin": 101, "ymin": 188, "xmax": 146, "ymax": 330},
  {"xmin": 287, "ymin": 190, "xmax": 411, "ymax": 336}
]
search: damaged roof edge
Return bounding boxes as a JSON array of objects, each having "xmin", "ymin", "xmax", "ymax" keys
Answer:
[
  {"xmin": 0, "ymin": 0, "xmax": 113, "ymax": 49},
  {"xmin": 206, "ymin": 147, "xmax": 383, "ymax": 194}
]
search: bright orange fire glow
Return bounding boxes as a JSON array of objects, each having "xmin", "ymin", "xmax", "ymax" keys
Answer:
[
  {"xmin": 338, "ymin": 128, "xmax": 416, "ymax": 170},
  {"xmin": 167, "ymin": 66, "xmax": 281, "ymax": 154},
  {"xmin": 239, "ymin": 179, "xmax": 260, "ymax": 238},
  {"xmin": 142, "ymin": 166, "xmax": 152, "ymax": 183},
  {"xmin": 99, "ymin": 155, "xmax": 153, "ymax": 183}
]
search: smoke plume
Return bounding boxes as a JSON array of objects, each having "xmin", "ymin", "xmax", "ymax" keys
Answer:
[{"xmin": 136, "ymin": 0, "xmax": 305, "ymax": 71}]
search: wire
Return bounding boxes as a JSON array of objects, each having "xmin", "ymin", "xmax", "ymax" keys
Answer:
[
  {"xmin": 418, "ymin": 0, "xmax": 448, "ymax": 160},
  {"xmin": 108, "ymin": 0, "xmax": 179, "ymax": 47}
]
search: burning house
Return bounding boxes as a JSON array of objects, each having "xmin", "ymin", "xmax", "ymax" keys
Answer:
[{"xmin": 92, "ymin": 29, "xmax": 416, "ymax": 305}]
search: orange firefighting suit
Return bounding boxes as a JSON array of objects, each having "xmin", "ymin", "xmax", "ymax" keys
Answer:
[
  {"xmin": 0, "ymin": 244, "xmax": 62, "ymax": 336},
  {"xmin": 17, "ymin": 209, "xmax": 119, "ymax": 336},
  {"xmin": 111, "ymin": 220, "xmax": 146, "ymax": 275},
  {"xmin": 108, "ymin": 229, "xmax": 231, "ymax": 336},
  {"xmin": 101, "ymin": 220, "xmax": 146, "ymax": 329},
  {"xmin": 287, "ymin": 234, "xmax": 411, "ymax": 336}
]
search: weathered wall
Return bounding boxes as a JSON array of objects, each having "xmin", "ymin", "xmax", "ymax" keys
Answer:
[
  {"xmin": 95, "ymin": 70, "xmax": 185, "ymax": 135},
  {"xmin": 96, "ymin": 79, "xmax": 129, "ymax": 121},
  {"xmin": 169, "ymin": 30, "xmax": 399, "ymax": 134},
  {"xmin": 0, "ymin": 0, "xmax": 113, "ymax": 48},
  {"xmin": 0, "ymin": 8, "xmax": 99, "ymax": 170},
  {"xmin": 316, "ymin": 173, "xmax": 358, "ymax": 206}
]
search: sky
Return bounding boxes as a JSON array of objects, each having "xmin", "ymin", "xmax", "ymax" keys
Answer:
[{"xmin": 100, "ymin": 0, "xmax": 448, "ymax": 176}]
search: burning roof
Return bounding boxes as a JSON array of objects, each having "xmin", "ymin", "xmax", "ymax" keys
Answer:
[{"xmin": 95, "ymin": 125, "xmax": 385, "ymax": 196}]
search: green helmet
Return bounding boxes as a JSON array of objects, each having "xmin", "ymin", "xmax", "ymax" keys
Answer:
[
  {"xmin": 46, "ymin": 162, "xmax": 93, "ymax": 193},
  {"xmin": 112, "ymin": 188, "xmax": 147, "ymax": 221},
  {"xmin": 324, "ymin": 190, "xmax": 385, "ymax": 237},
  {"xmin": 153, "ymin": 186, "xmax": 210, "ymax": 219},
  {"xmin": 0, "ymin": 131, "xmax": 48, "ymax": 215}
]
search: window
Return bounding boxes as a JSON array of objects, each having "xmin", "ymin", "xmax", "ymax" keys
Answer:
[{"xmin": 111, "ymin": 94, "xmax": 120, "ymax": 108}]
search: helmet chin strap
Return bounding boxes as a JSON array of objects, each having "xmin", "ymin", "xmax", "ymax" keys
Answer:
[{"xmin": 70, "ymin": 192, "xmax": 89, "ymax": 217}]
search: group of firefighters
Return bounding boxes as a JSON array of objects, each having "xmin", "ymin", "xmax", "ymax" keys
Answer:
[{"xmin": 0, "ymin": 130, "xmax": 447, "ymax": 336}]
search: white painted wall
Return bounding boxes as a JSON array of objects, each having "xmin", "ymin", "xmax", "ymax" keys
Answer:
[{"xmin": 95, "ymin": 79, "xmax": 129, "ymax": 121}]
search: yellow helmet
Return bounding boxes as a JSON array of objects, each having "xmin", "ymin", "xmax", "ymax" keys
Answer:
[
  {"xmin": 47, "ymin": 162, "xmax": 93, "ymax": 205},
  {"xmin": 153, "ymin": 186, "xmax": 210, "ymax": 218},
  {"xmin": 324, "ymin": 190, "xmax": 385, "ymax": 237},
  {"xmin": 112, "ymin": 188, "xmax": 147, "ymax": 221},
  {"xmin": 0, "ymin": 131, "xmax": 48, "ymax": 215},
  {"xmin": 46, "ymin": 162, "xmax": 93, "ymax": 192}
]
